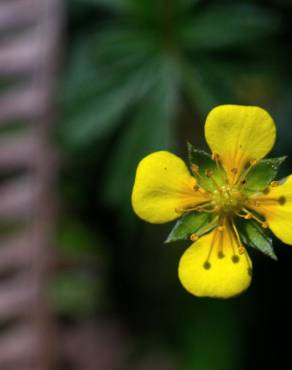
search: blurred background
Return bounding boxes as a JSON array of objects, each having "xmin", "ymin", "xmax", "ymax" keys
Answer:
[{"xmin": 1, "ymin": 0, "xmax": 292, "ymax": 369}]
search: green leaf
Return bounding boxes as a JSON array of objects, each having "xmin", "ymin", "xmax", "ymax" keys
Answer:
[
  {"xmin": 245, "ymin": 156, "xmax": 287, "ymax": 193},
  {"xmin": 165, "ymin": 212, "xmax": 217, "ymax": 243},
  {"xmin": 236, "ymin": 218, "xmax": 277, "ymax": 260},
  {"xmin": 181, "ymin": 4, "xmax": 280, "ymax": 51},
  {"xmin": 103, "ymin": 55, "xmax": 180, "ymax": 213},
  {"xmin": 50, "ymin": 272, "xmax": 99, "ymax": 317},
  {"xmin": 187, "ymin": 143, "xmax": 226, "ymax": 191}
]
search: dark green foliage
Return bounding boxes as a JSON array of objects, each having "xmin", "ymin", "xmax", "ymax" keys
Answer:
[
  {"xmin": 165, "ymin": 211, "xmax": 217, "ymax": 243},
  {"xmin": 244, "ymin": 156, "xmax": 287, "ymax": 193},
  {"xmin": 236, "ymin": 218, "xmax": 277, "ymax": 260},
  {"xmin": 59, "ymin": 0, "xmax": 282, "ymax": 212},
  {"xmin": 187, "ymin": 143, "xmax": 226, "ymax": 191}
]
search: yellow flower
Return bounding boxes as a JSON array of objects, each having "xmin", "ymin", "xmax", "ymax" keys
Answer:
[{"xmin": 131, "ymin": 105, "xmax": 291, "ymax": 299}]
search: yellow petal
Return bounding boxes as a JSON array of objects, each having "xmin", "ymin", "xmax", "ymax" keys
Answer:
[
  {"xmin": 249, "ymin": 175, "xmax": 292, "ymax": 245},
  {"xmin": 178, "ymin": 227, "xmax": 252, "ymax": 298},
  {"xmin": 205, "ymin": 105, "xmax": 276, "ymax": 181},
  {"xmin": 132, "ymin": 151, "xmax": 206, "ymax": 223}
]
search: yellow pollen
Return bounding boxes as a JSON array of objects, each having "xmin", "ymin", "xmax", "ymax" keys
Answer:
[
  {"xmin": 238, "ymin": 247, "xmax": 245, "ymax": 255},
  {"xmin": 211, "ymin": 153, "xmax": 220, "ymax": 161},
  {"xmin": 191, "ymin": 164, "xmax": 199, "ymax": 174},
  {"xmin": 190, "ymin": 233, "xmax": 199, "ymax": 241},
  {"xmin": 271, "ymin": 181, "xmax": 279, "ymax": 187}
]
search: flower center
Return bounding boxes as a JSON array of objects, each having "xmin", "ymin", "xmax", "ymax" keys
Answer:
[{"xmin": 212, "ymin": 185, "xmax": 246, "ymax": 215}]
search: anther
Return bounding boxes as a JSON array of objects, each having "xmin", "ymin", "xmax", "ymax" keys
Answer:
[
  {"xmin": 232, "ymin": 255, "xmax": 240, "ymax": 263},
  {"xmin": 271, "ymin": 181, "xmax": 279, "ymax": 187},
  {"xmin": 190, "ymin": 233, "xmax": 199, "ymax": 242},
  {"xmin": 231, "ymin": 168, "xmax": 238, "ymax": 175},
  {"xmin": 244, "ymin": 213, "xmax": 252, "ymax": 220},
  {"xmin": 212, "ymin": 153, "xmax": 220, "ymax": 161},
  {"xmin": 218, "ymin": 251, "xmax": 224, "ymax": 259},
  {"xmin": 217, "ymin": 226, "xmax": 225, "ymax": 232},
  {"xmin": 250, "ymin": 159, "xmax": 257, "ymax": 167},
  {"xmin": 191, "ymin": 164, "xmax": 199, "ymax": 174},
  {"xmin": 203, "ymin": 261, "xmax": 211, "ymax": 270},
  {"xmin": 278, "ymin": 196, "xmax": 286, "ymax": 205},
  {"xmin": 205, "ymin": 169, "xmax": 213, "ymax": 177},
  {"xmin": 238, "ymin": 247, "xmax": 245, "ymax": 255},
  {"xmin": 262, "ymin": 221, "xmax": 269, "ymax": 229}
]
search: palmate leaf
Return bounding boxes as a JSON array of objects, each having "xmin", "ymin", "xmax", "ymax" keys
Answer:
[
  {"xmin": 165, "ymin": 212, "xmax": 217, "ymax": 243},
  {"xmin": 236, "ymin": 218, "xmax": 277, "ymax": 260},
  {"xmin": 103, "ymin": 55, "xmax": 180, "ymax": 213},
  {"xmin": 61, "ymin": 53, "xmax": 159, "ymax": 147},
  {"xmin": 187, "ymin": 143, "xmax": 226, "ymax": 192},
  {"xmin": 180, "ymin": 3, "xmax": 281, "ymax": 51},
  {"xmin": 244, "ymin": 156, "xmax": 287, "ymax": 193}
]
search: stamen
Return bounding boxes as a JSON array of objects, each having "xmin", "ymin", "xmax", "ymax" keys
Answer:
[
  {"xmin": 278, "ymin": 196, "xmax": 286, "ymax": 205},
  {"xmin": 231, "ymin": 219, "xmax": 245, "ymax": 256},
  {"xmin": 242, "ymin": 208, "xmax": 269, "ymax": 229},
  {"xmin": 191, "ymin": 164, "xmax": 199, "ymax": 175},
  {"xmin": 203, "ymin": 261, "xmax": 211, "ymax": 270},
  {"xmin": 218, "ymin": 251, "xmax": 224, "ymax": 259},
  {"xmin": 236, "ymin": 158, "xmax": 257, "ymax": 188},
  {"xmin": 190, "ymin": 233, "xmax": 199, "ymax": 241},
  {"xmin": 227, "ymin": 223, "xmax": 238, "ymax": 261},
  {"xmin": 212, "ymin": 153, "xmax": 228, "ymax": 184},
  {"xmin": 271, "ymin": 181, "xmax": 279, "ymax": 187},
  {"xmin": 211, "ymin": 153, "xmax": 220, "ymax": 162},
  {"xmin": 202, "ymin": 226, "xmax": 221, "ymax": 270},
  {"xmin": 232, "ymin": 255, "xmax": 240, "ymax": 263},
  {"xmin": 175, "ymin": 201, "xmax": 214, "ymax": 214},
  {"xmin": 205, "ymin": 169, "xmax": 222, "ymax": 191},
  {"xmin": 193, "ymin": 184, "xmax": 210, "ymax": 198},
  {"xmin": 217, "ymin": 224, "xmax": 224, "ymax": 259},
  {"xmin": 189, "ymin": 217, "xmax": 219, "ymax": 242},
  {"xmin": 231, "ymin": 217, "xmax": 253, "ymax": 272},
  {"xmin": 247, "ymin": 196, "xmax": 286, "ymax": 206}
]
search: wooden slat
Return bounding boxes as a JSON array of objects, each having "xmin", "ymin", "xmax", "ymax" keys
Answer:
[
  {"xmin": 0, "ymin": 34, "xmax": 43, "ymax": 75},
  {"xmin": 0, "ymin": 326, "xmax": 36, "ymax": 365},
  {"xmin": 0, "ymin": 87, "xmax": 48, "ymax": 122},
  {"xmin": 0, "ymin": 0, "xmax": 40, "ymax": 32},
  {"xmin": 0, "ymin": 235, "xmax": 34, "ymax": 271},
  {"xmin": 0, "ymin": 177, "xmax": 37, "ymax": 218},
  {"xmin": 0, "ymin": 136, "xmax": 37, "ymax": 169},
  {"xmin": 0, "ymin": 278, "xmax": 36, "ymax": 319}
]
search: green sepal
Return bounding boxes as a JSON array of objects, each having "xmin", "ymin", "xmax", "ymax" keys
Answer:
[
  {"xmin": 187, "ymin": 142, "xmax": 226, "ymax": 191},
  {"xmin": 165, "ymin": 212, "xmax": 217, "ymax": 243},
  {"xmin": 244, "ymin": 156, "xmax": 287, "ymax": 194},
  {"xmin": 235, "ymin": 218, "xmax": 277, "ymax": 260}
]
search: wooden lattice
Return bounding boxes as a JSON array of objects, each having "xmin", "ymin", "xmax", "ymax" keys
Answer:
[
  {"xmin": 0, "ymin": 1, "xmax": 60, "ymax": 369},
  {"xmin": 0, "ymin": 2, "xmax": 130, "ymax": 370}
]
